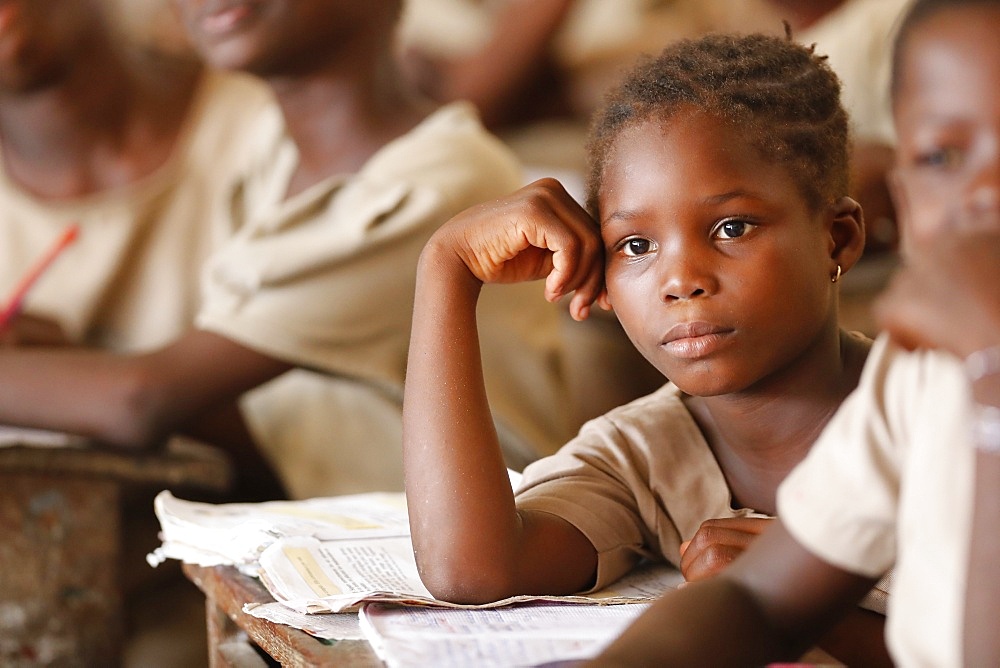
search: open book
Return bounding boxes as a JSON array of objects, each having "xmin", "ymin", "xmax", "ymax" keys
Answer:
[
  {"xmin": 151, "ymin": 489, "xmax": 683, "ymax": 614},
  {"xmin": 360, "ymin": 601, "xmax": 651, "ymax": 668}
]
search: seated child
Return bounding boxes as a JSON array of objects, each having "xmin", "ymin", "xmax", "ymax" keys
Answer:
[
  {"xmin": 0, "ymin": 0, "xmax": 272, "ymax": 351},
  {"xmin": 0, "ymin": 0, "xmax": 536, "ymax": 495},
  {"xmin": 592, "ymin": 0, "xmax": 1000, "ymax": 665},
  {"xmin": 0, "ymin": 0, "xmax": 577, "ymax": 500},
  {"xmin": 402, "ymin": 30, "xmax": 888, "ymax": 665}
]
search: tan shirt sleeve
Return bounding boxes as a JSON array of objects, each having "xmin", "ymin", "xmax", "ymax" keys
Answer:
[
  {"xmin": 196, "ymin": 103, "xmax": 523, "ymax": 390},
  {"xmin": 515, "ymin": 384, "xmax": 743, "ymax": 591}
]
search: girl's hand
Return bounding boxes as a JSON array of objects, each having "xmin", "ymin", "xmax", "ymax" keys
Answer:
[
  {"xmin": 432, "ymin": 178, "xmax": 608, "ymax": 321},
  {"xmin": 678, "ymin": 517, "xmax": 773, "ymax": 582},
  {"xmin": 875, "ymin": 222, "xmax": 1000, "ymax": 359},
  {"xmin": 0, "ymin": 313, "xmax": 70, "ymax": 347}
]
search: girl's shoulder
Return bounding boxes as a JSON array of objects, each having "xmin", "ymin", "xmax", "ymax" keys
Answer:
[{"xmin": 582, "ymin": 382, "xmax": 706, "ymax": 450}]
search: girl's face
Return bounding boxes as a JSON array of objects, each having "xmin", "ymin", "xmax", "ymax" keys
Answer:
[
  {"xmin": 599, "ymin": 112, "xmax": 839, "ymax": 397},
  {"xmin": 892, "ymin": 5, "xmax": 1000, "ymax": 250}
]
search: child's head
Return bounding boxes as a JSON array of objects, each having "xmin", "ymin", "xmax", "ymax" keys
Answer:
[
  {"xmin": 584, "ymin": 33, "xmax": 864, "ymax": 397},
  {"xmin": 585, "ymin": 33, "xmax": 850, "ymax": 220},
  {"xmin": 173, "ymin": 0, "xmax": 403, "ymax": 76},
  {"xmin": 890, "ymin": 0, "xmax": 1000, "ymax": 248}
]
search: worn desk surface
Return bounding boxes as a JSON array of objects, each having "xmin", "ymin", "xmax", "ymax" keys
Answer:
[
  {"xmin": 0, "ymin": 440, "xmax": 232, "ymax": 666},
  {"xmin": 183, "ymin": 563, "xmax": 383, "ymax": 667}
]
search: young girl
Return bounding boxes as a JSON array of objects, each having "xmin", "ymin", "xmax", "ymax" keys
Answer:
[
  {"xmin": 403, "ymin": 31, "xmax": 884, "ymax": 664},
  {"xmin": 592, "ymin": 0, "xmax": 1000, "ymax": 665}
]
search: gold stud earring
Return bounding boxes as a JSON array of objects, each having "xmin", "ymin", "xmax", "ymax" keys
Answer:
[{"xmin": 831, "ymin": 264, "xmax": 842, "ymax": 283}]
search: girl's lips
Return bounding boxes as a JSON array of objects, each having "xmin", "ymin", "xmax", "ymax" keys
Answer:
[
  {"xmin": 198, "ymin": 2, "xmax": 255, "ymax": 37},
  {"xmin": 662, "ymin": 332, "xmax": 733, "ymax": 359},
  {"xmin": 660, "ymin": 322, "xmax": 733, "ymax": 359}
]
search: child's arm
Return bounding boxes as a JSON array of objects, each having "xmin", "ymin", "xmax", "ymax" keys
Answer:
[
  {"xmin": 590, "ymin": 519, "xmax": 877, "ymax": 666},
  {"xmin": 0, "ymin": 330, "xmax": 291, "ymax": 447},
  {"xmin": 404, "ymin": 179, "xmax": 606, "ymax": 603},
  {"xmin": 681, "ymin": 517, "xmax": 891, "ymax": 666}
]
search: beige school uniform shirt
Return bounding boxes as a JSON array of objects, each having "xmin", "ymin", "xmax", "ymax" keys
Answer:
[
  {"xmin": 778, "ymin": 336, "xmax": 975, "ymax": 667},
  {"xmin": 0, "ymin": 69, "xmax": 275, "ymax": 351},
  {"xmin": 198, "ymin": 102, "xmax": 573, "ymax": 498},
  {"xmin": 515, "ymin": 382, "xmax": 757, "ymax": 591}
]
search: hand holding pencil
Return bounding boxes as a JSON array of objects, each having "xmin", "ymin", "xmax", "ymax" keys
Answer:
[{"xmin": 0, "ymin": 223, "xmax": 80, "ymax": 334}]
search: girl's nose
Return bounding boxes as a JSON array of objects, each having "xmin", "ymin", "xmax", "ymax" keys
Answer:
[{"xmin": 658, "ymin": 252, "xmax": 716, "ymax": 302}]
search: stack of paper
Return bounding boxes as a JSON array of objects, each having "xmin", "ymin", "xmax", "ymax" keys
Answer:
[
  {"xmin": 151, "ymin": 488, "xmax": 683, "ymax": 612},
  {"xmin": 148, "ymin": 490, "xmax": 411, "ymax": 573}
]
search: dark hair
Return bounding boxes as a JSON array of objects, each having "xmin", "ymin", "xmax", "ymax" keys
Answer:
[
  {"xmin": 584, "ymin": 32, "xmax": 848, "ymax": 218},
  {"xmin": 891, "ymin": 0, "xmax": 1000, "ymax": 103}
]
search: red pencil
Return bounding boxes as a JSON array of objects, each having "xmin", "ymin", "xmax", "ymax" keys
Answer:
[{"xmin": 0, "ymin": 223, "xmax": 80, "ymax": 330}]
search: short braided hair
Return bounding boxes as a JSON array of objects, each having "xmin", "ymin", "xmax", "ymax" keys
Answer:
[{"xmin": 585, "ymin": 32, "xmax": 849, "ymax": 218}]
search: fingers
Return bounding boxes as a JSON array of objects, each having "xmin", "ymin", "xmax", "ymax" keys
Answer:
[
  {"xmin": 679, "ymin": 517, "xmax": 772, "ymax": 583},
  {"xmin": 527, "ymin": 180, "xmax": 605, "ymax": 312},
  {"xmin": 449, "ymin": 178, "xmax": 605, "ymax": 308}
]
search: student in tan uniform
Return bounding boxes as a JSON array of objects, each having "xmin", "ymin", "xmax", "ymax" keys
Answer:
[
  {"xmin": 402, "ymin": 31, "xmax": 890, "ymax": 666},
  {"xmin": 0, "ymin": 0, "xmax": 273, "ymax": 351},
  {"xmin": 0, "ymin": 0, "xmax": 575, "ymax": 500},
  {"xmin": 590, "ymin": 0, "xmax": 1000, "ymax": 665}
]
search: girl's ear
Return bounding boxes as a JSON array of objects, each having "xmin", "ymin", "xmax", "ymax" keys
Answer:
[
  {"xmin": 597, "ymin": 288, "xmax": 613, "ymax": 312},
  {"xmin": 827, "ymin": 196, "xmax": 866, "ymax": 276}
]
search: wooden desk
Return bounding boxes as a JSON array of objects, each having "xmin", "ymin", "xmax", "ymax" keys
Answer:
[
  {"xmin": 183, "ymin": 563, "xmax": 383, "ymax": 667},
  {"xmin": 0, "ymin": 440, "xmax": 232, "ymax": 666}
]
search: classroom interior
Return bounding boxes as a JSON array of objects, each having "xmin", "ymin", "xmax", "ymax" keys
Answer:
[{"xmin": 0, "ymin": 0, "xmax": 919, "ymax": 666}]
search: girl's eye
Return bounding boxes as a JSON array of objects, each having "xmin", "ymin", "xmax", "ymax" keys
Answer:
[
  {"xmin": 713, "ymin": 219, "xmax": 755, "ymax": 240},
  {"xmin": 918, "ymin": 146, "xmax": 965, "ymax": 169},
  {"xmin": 620, "ymin": 237, "xmax": 656, "ymax": 257}
]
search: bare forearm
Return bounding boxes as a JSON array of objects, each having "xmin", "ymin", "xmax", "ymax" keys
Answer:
[
  {"xmin": 591, "ymin": 577, "xmax": 796, "ymax": 667},
  {"xmin": 817, "ymin": 607, "xmax": 891, "ymax": 667},
  {"xmin": 0, "ymin": 332, "xmax": 290, "ymax": 447},
  {"xmin": 403, "ymin": 182, "xmax": 605, "ymax": 601},
  {"xmin": 592, "ymin": 521, "xmax": 877, "ymax": 666},
  {"xmin": 403, "ymin": 241, "xmax": 525, "ymax": 602},
  {"xmin": 0, "ymin": 348, "xmax": 160, "ymax": 445}
]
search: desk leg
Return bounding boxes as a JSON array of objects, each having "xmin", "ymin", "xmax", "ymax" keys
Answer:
[
  {"xmin": 0, "ymin": 472, "xmax": 122, "ymax": 666},
  {"xmin": 206, "ymin": 595, "xmax": 269, "ymax": 668}
]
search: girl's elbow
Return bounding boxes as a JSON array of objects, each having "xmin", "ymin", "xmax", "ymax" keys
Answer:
[{"xmin": 416, "ymin": 554, "xmax": 520, "ymax": 605}]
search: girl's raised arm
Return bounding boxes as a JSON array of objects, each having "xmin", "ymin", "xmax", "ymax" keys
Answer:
[{"xmin": 403, "ymin": 179, "xmax": 605, "ymax": 603}]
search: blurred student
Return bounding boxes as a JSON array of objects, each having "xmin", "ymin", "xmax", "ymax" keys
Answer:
[
  {"xmin": 403, "ymin": 32, "xmax": 890, "ymax": 665},
  {"xmin": 766, "ymin": 0, "xmax": 912, "ymax": 254},
  {"xmin": 0, "ymin": 0, "xmax": 272, "ymax": 351},
  {"xmin": 0, "ymin": 0, "xmax": 575, "ymax": 499},
  {"xmin": 593, "ymin": 1, "xmax": 1000, "ymax": 664}
]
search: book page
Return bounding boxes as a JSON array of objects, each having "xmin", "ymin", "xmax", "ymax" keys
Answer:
[
  {"xmin": 360, "ymin": 601, "xmax": 650, "ymax": 667},
  {"xmin": 256, "ymin": 534, "xmax": 682, "ymax": 613}
]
